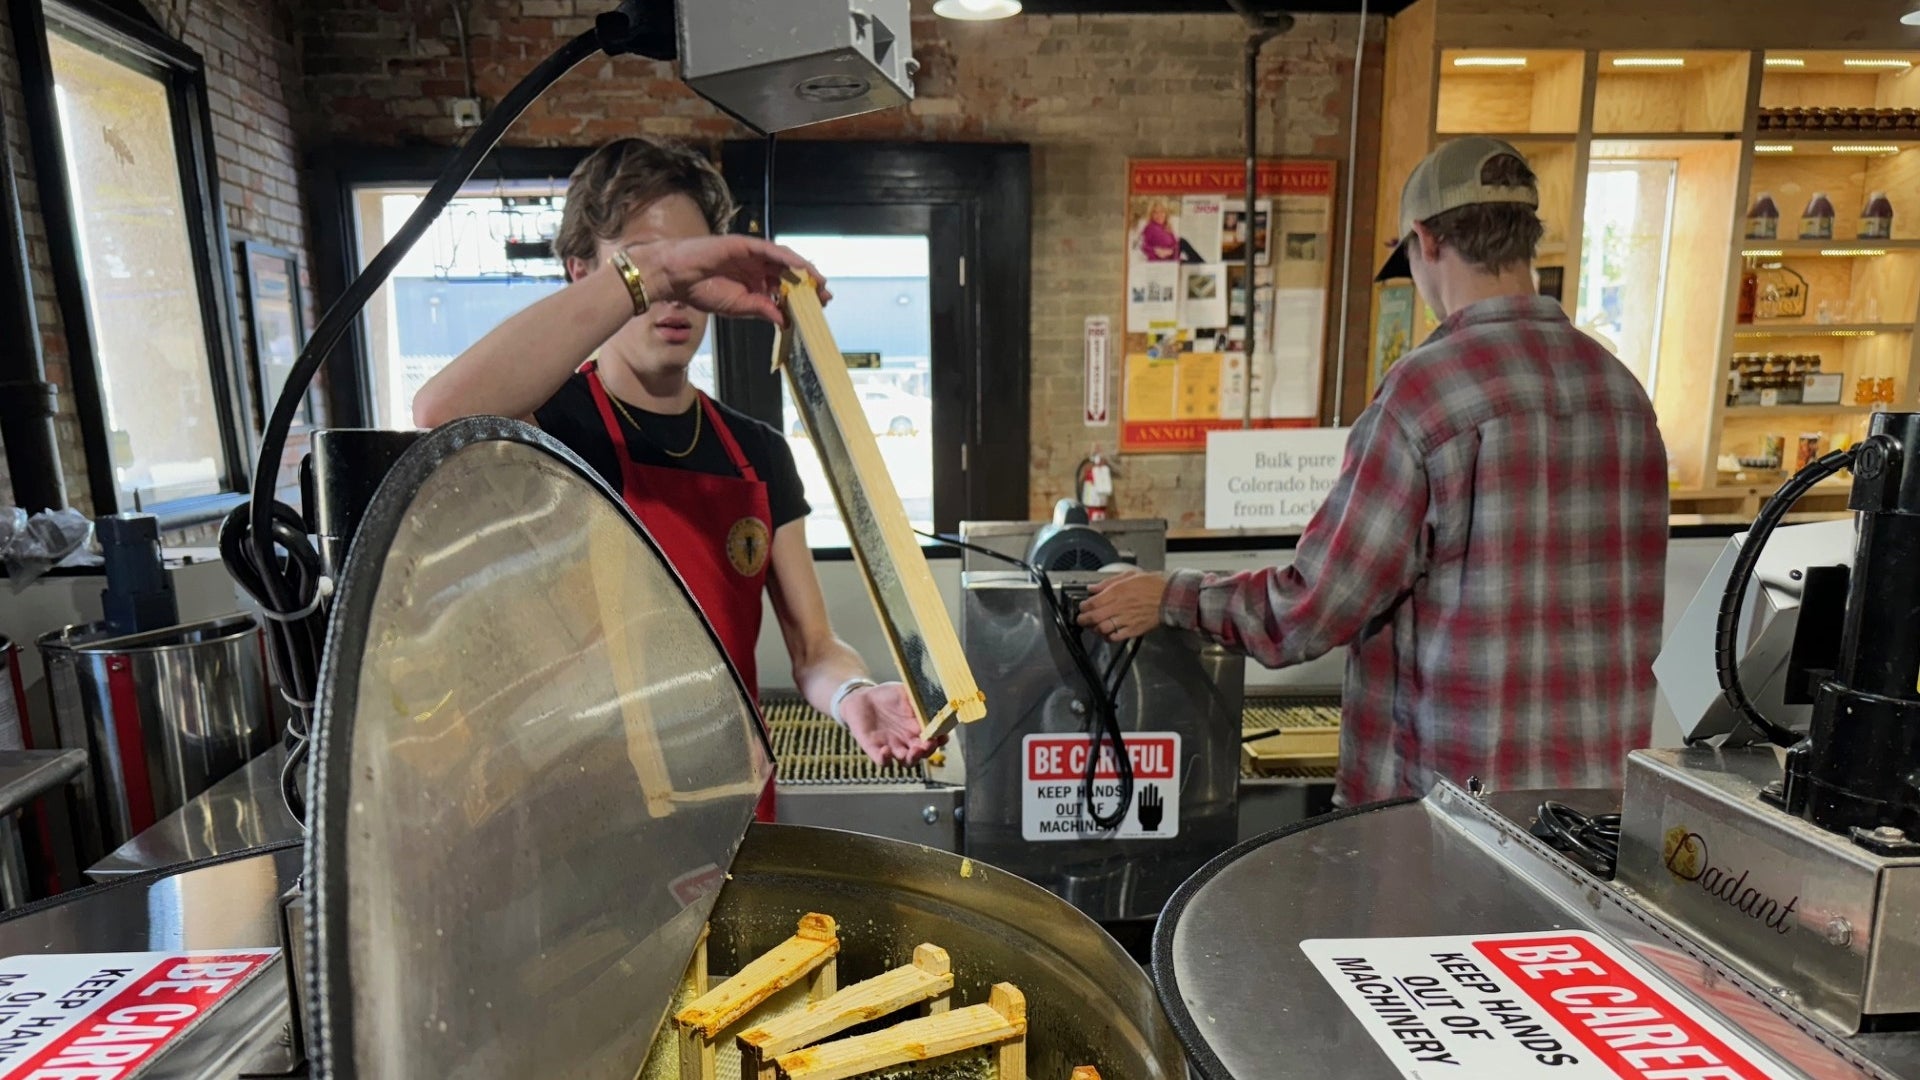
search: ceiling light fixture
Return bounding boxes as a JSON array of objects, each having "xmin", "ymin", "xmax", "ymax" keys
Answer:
[
  {"xmin": 932, "ymin": 0, "xmax": 1022, "ymax": 19},
  {"xmin": 1765, "ymin": 57, "xmax": 1806, "ymax": 68},
  {"xmin": 1743, "ymin": 249, "xmax": 1785, "ymax": 258},
  {"xmin": 1903, "ymin": 9, "xmax": 1920, "ymax": 26},
  {"xmin": 1823, "ymin": 248, "xmax": 1888, "ymax": 257},
  {"xmin": 1452, "ymin": 56, "xmax": 1529, "ymax": 68},
  {"xmin": 1612, "ymin": 57, "xmax": 1687, "ymax": 68},
  {"xmin": 1843, "ymin": 58, "xmax": 1914, "ymax": 69},
  {"xmin": 1755, "ymin": 145, "xmax": 1796, "ymax": 153},
  {"xmin": 1832, "ymin": 144, "xmax": 1903, "ymax": 154}
]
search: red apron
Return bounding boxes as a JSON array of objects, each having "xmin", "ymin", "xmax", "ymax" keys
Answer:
[{"xmin": 584, "ymin": 363, "xmax": 778, "ymax": 822}]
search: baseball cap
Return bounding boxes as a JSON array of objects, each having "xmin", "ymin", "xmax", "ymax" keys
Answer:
[{"xmin": 1376, "ymin": 136, "xmax": 1540, "ymax": 282}]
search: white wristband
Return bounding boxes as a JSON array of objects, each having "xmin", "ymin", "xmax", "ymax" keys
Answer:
[{"xmin": 829, "ymin": 677, "xmax": 878, "ymax": 725}]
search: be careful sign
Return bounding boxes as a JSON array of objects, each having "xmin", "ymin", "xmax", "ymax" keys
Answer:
[
  {"xmin": 1300, "ymin": 932, "xmax": 1793, "ymax": 1080},
  {"xmin": 1022, "ymin": 732, "xmax": 1179, "ymax": 840},
  {"xmin": 0, "ymin": 950, "xmax": 278, "ymax": 1079}
]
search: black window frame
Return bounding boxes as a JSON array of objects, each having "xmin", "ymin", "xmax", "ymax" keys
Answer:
[
  {"xmin": 716, "ymin": 141, "xmax": 1032, "ymax": 538},
  {"xmin": 9, "ymin": 0, "xmax": 249, "ymax": 526}
]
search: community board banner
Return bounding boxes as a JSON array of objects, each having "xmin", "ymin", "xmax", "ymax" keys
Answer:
[{"xmin": 1121, "ymin": 158, "xmax": 1335, "ymax": 452}]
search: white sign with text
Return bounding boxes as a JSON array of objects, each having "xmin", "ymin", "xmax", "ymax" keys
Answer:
[
  {"xmin": 1022, "ymin": 732, "xmax": 1180, "ymax": 841},
  {"xmin": 1205, "ymin": 427, "xmax": 1351, "ymax": 530},
  {"xmin": 1084, "ymin": 315, "xmax": 1111, "ymax": 426}
]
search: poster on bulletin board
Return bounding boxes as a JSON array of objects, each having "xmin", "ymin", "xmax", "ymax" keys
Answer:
[
  {"xmin": 1121, "ymin": 158, "xmax": 1336, "ymax": 453},
  {"xmin": 1370, "ymin": 282, "xmax": 1417, "ymax": 396}
]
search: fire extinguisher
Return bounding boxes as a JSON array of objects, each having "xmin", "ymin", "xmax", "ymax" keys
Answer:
[{"xmin": 1075, "ymin": 448, "xmax": 1116, "ymax": 522}]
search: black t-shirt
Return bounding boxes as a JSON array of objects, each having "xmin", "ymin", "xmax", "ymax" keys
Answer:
[{"xmin": 534, "ymin": 373, "xmax": 811, "ymax": 530}]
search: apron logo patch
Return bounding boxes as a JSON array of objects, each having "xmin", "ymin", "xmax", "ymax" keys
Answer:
[{"xmin": 726, "ymin": 518, "xmax": 771, "ymax": 577}]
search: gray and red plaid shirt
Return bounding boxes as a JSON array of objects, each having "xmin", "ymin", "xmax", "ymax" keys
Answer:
[{"xmin": 1164, "ymin": 294, "xmax": 1668, "ymax": 805}]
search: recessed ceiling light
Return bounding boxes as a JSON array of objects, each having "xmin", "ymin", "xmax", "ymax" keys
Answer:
[
  {"xmin": 1904, "ymin": 9, "xmax": 1920, "ymax": 26},
  {"xmin": 1743, "ymin": 249, "xmax": 1785, "ymax": 258},
  {"xmin": 1452, "ymin": 57, "xmax": 1528, "ymax": 68},
  {"xmin": 1755, "ymin": 145, "xmax": 1796, "ymax": 153},
  {"xmin": 1832, "ymin": 144, "xmax": 1903, "ymax": 154},
  {"xmin": 1823, "ymin": 248, "xmax": 1888, "ymax": 257},
  {"xmin": 1844, "ymin": 58, "xmax": 1914, "ymax": 69},
  {"xmin": 932, "ymin": 0, "xmax": 1021, "ymax": 19},
  {"xmin": 1612, "ymin": 57, "xmax": 1687, "ymax": 68},
  {"xmin": 1765, "ymin": 58, "xmax": 1807, "ymax": 68}
]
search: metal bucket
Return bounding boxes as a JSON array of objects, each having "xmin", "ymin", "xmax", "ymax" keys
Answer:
[
  {"xmin": 0, "ymin": 636, "xmax": 25, "ymax": 751},
  {"xmin": 36, "ymin": 615, "xmax": 274, "ymax": 857}
]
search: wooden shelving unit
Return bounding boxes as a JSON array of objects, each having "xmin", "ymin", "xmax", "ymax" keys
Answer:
[
  {"xmin": 1722, "ymin": 404, "xmax": 1883, "ymax": 418},
  {"xmin": 1372, "ymin": 3, "xmax": 1920, "ymax": 516}
]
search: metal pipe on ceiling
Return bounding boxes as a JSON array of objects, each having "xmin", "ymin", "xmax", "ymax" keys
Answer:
[
  {"xmin": 1226, "ymin": 0, "xmax": 1292, "ymax": 428},
  {"xmin": 1331, "ymin": 0, "xmax": 1369, "ymax": 427}
]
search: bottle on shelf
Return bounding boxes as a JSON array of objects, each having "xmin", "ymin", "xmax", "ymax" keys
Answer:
[
  {"xmin": 1860, "ymin": 191, "xmax": 1895, "ymax": 241},
  {"xmin": 1746, "ymin": 193, "xmax": 1780, "ymax": 241},
  {"xmin": 1800, "ymin": 192, "xmax": 1835, "ymax": 241},
  {"xmin": 1738, "ymin": 259, "xmax": 1758, "ymax": 325}
]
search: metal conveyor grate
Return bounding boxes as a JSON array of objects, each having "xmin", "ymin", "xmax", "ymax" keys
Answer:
[
  {"xmin": 762, "ymin": 695, "xmax": 931, "ymax": 785},
  {"xmin": 1241, "ymin": 695, "xmax": 1341, "ymax": 781}
]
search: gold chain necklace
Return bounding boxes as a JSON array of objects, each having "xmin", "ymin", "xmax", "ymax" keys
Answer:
[{"xmin": 609, "ymin": 391, "xmax": 702, "ymax": 458}]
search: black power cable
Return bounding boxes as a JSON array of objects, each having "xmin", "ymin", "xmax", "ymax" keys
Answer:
[
  {"xmin": 917, "ymin": 530, "xmax": 1142, "ymax": 829},
  {"xmin": 1530, "ymin": 801, "xmax": 1622, "ymax": 878},
  {"xmin": 1703, "ymin": 446, "xmax": 1858, "ymax": 749},
  {"xmin": 222, "ymin": 7, "xmax": 672, "ymax": 826}
]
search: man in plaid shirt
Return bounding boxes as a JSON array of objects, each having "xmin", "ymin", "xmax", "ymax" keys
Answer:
[{"xmin": 1078, "ymin": 137, "xmax": 1668, "ymax": 806}]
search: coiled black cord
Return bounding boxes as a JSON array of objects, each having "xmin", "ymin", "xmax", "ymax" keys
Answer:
[
  {"xmin": 219, "ymin": 502, "xmax": 322, "ymax": 821},
  {"xmin": 917, "ymin": 530, "xmax": 1141, "ymax": 829},
  {"xmin": 1704, "ymin": 447, "xmax": 1856, "ymax": 748},
  {"xmin": 1531, "ymin": 801, "xmax": 1622, "ymax": 877}
]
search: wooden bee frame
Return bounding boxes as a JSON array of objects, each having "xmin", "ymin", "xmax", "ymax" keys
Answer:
[
  {"xmin": 737, "ymin": 943, "xmax": 956, "ymax": 1080},
  {"xmin": 772, "ymin": 981, "xmax": 1027, "ymax": 1080},
  {"xmin": 776, "ymin": 270, "xmax": 988, "ymax": 742},
  {"xmin": 673, "ymin": 913, "xmax": 841, "ymax": 1080}
]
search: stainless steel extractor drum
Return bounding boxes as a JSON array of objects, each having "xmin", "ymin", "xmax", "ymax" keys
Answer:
[
  {"xmin": 0, "ymin": 420, "xmax": 1184, "ymax": 1080},
  {"xmin": 301, "ymin": 418, "xmax": 1188, "ymax": 1079},
  {"xmin": 712, "ymin": 825, "xmax": 1184, "ymax": 1078}
]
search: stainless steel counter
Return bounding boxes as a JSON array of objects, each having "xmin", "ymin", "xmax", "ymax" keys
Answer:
[
  {"xmin": 0, "ymin": 844, "xmax": 301, "ymax": 1078},
  {"xmin": 87, "ymin": 747, "xmax": 298, "ymax": 881}
]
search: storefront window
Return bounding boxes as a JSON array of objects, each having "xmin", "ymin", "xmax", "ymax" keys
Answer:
[
  {"xmin": 1577, "ymin": 160, "xmax": 1679, "ymax": 391},
  {"xmin": 353, "ymin": 183, "xmax": 715, "ymax": 429},
  {"xmin": 49, "ymin": 33, "xmax": 228, "ymax": 507}
]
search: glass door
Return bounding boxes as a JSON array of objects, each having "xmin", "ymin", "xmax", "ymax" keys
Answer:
[{"xmin": 776, "ymin": 234, "xmax": 934, "ymax": 548}]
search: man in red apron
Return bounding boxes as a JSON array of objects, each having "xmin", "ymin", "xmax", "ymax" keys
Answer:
[{"xmin": 415, "ymin": 137, "xmax": 940, "ymax": 821}]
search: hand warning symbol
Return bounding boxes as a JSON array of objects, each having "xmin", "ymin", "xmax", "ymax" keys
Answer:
[{"xmin": 1137, "ymin": 783, "xmax": 1164, "ymax": 832}]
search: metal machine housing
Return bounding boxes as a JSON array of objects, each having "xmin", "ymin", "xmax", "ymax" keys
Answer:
[
  {"xmin": 1617, "ymin": 747, "xmax": 1920, "ymax": 1034},
  {"xmin": 675, "ymin": 0, "xmax": 915, "ymax": 133},
  {"xmin": 961, "ymin": 567, "xmax": 1244, "ymax": 923}
]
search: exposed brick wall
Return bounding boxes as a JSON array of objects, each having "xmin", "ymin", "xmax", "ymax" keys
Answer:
[
  {"xmin": 0, "ymin": 0, "xmax": 316, "ymax": 542},
  {"xmin": 300, "ymin": 0, "xmax": 1385, "ymax": 529}
]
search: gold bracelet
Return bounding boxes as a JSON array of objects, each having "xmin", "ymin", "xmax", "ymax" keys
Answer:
[{"xmin": 609, "ymin": 248, "xmax": 651, "ymax": 316}]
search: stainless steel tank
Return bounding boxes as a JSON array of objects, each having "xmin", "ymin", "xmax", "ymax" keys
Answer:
[
  {"xmin": 715, "ymin": 825, "xmax": 1185, "ymax": 1078},
  {"xmin": 299, "ymin": 418, "xmax": 1187, "ymax": 1078},
  {"xmin": 0, "ymin": 635, "xmax": 25, "ymax": 751},
  {"xmin": 0, "ymin": 420, "xmax": 1185, "ymax": 1079},
  {"xmin": 35, "ymin": 615, "xmax": 274, "ymax": 858}
]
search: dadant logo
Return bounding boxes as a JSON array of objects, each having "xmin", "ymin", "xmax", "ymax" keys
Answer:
[{"xmin": 1662, "ymin": 825, "xmax": 1799, "ymax": 936}]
